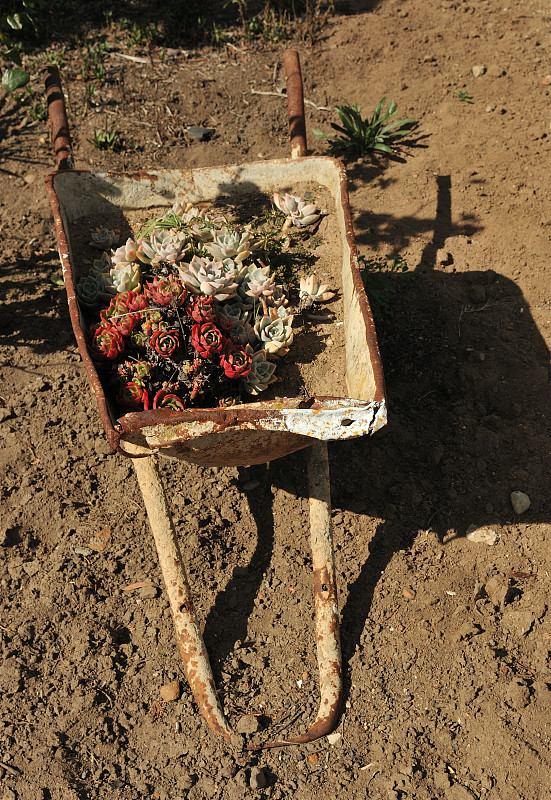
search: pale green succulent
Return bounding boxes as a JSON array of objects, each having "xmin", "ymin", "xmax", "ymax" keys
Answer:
[
  {"xmin": 89, "ymin": 228, "xmax": 119, "ymax": 251},
  {"xmin": 241, "ymin": 348, "xmax": 278, "ymax": 395},
  {"xmin": 76, "ymin": 273, "xmax": 115, "ymax": 309},
  {"xmin": 254, "ymin": 309, "xmax": 294, "ymax": 356},
  {"xmin": 216, "ymin": 300, "xmax": 251, "ymax": 330},
  {"xmin": 230, "ymin": 321, "xmax": 256, "ymax": 346},
  {"xmin": 112, "ymin": 238, "xmax": 139, "ymax": 266},
  {"xmin": 243, "ymin": 265, "xmax": 276, "ymax": 300},
  {"xmin": 89, "ymin": 251, "xmax": 113, "ymax": 278},
  {"xmin": 178, "ymin": 255, "xmax": 238, "ymax": 301},
  {"xmin": 205, "ymin": 227, "xmax": 254, "ymax": 264},
  {"xmin": 273, "ymin": 193, "xmax": 320, "ymax": 228},
  {"xmin": 136, "ymin": 230, "xmax": 190, "ymax": 266},
  {"xmin": 267, "ymin": 285, "xmax": 289, "ymax": 309},
  {"xmin": 299, "ymin": 274, "xmax": 335, "ymax": 304},
  {"xmin": 110, "ymin": 262, "xmax": 141, "ymax": 293},
  {"xmin": 238, "ymin": 264, "xmax": 273, "ymax": 303}
]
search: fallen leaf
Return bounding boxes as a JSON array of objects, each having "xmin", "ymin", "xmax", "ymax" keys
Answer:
[
  {"xmin": 121, "ymin": 580, "xmax": 159, "ymax": 592},
  {"xmin": 88, "ymin": 528, "xmax": 111, "ymax": 552}
]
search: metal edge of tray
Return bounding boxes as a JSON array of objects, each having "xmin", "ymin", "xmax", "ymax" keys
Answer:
[{"xmin": 44, "ymin": 156, "xmax": 386, "ymax": 458}]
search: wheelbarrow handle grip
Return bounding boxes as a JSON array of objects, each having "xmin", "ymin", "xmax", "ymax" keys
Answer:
[
  {"xmin": 44, "ymin": 65, "xmax": 74, "ymax": 171},
  {"xmin": 283, "ymin": 49, "xmax": 307, "ymax": 158}
]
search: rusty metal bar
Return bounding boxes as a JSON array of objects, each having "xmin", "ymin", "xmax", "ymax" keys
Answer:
[
  {"xmin": 283, "ymin": 49, "xmax": 307, "ymax": 158},
  {"xmin": 248, "ymin": 440, "xmax": 342, "ymax": 749},
  {"xmin": 126, "ymin": 441, "xmax": 232, "ymax": 739},
  {"xmin": 44, "ymin": 65, "xmax": 74, "ymax": 171}
]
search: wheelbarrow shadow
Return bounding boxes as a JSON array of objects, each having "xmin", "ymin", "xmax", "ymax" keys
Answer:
[{"xmin": 203, "ymin": 173, "xmax": 551, "ymax": 706}]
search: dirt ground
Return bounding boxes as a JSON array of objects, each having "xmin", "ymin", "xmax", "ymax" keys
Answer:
[{"xmin": 2, "ymin": 1, "xmax": 551, "ymax": 798}]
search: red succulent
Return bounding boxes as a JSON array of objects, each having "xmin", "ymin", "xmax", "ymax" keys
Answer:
[
  {"xmin": 117, "ymin": 381, "xmax": 149, "ymax": 409},
  {"xmin": 90, "ymin": 323, "xmax": 125, "ymax": 361},
  {"xmin": 152, "ymin": 389, "xmax": 186, "ymax": 411},
  {"xmin": 220, "ymin": 344, "xmax": 252, "ymax": 379},
  {"xmin": 186, "ymin": 294, "xmax": 216, "ymax": 323},
  {"xmin": 145, "ymin": 276, "xmax": 187, "ymax": 307},
  {"xmin": 150, "ymin": 329, "xmax": 180, "ymax": 358},
  {"xmin": 191, "ymin": 322, "xmax": 225, "ymax": 359}
]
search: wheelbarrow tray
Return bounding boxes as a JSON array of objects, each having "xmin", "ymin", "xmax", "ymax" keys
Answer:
[{"xmin": 46, "ymin": 156, "xmax": 386, "ymax": 466}]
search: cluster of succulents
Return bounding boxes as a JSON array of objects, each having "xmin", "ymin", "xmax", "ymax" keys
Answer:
[{"xmin": 77, "ymin": 191, "xmax": 332, "ymax": 413}]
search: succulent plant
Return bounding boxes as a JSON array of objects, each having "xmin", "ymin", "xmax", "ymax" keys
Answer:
[
  {"xmin": 89, "ymin": 323, "xmax": 125, "ymax": 361},
  {"xmin": 112, "ymin": 238, "xmax": 139, "ymax": 266},
  {"xmin": 151, "ymin": 389, "xmax": 186, "ymax": 411},
  {"xmin": 117, "ymin": 381, "xmax": 148, "ymax": 409},
  {"xmin": 145, "ymin": 275, "xmax": 187, "ymax": 307},
  {"xmin": 205, "ymin": 227, "xmax": 254, "ymax": 264},
  {"xmin": 299, "ymin": 273, "xmax": 336, "ymax": 305},
  {"xmin": 216, "ymin": 299, "xmax": 250, "ymax": 331},
  {"xmin": 150, "ymin": 329, "xmax": 180, "ymax": 358},
  {"xmin": 178, "ymin": 255, "xmax": 238, "ymax": 301},
  {"xmin": 229, "ymin": 321, "xmax": 256, "ymax": 346},
  {"xmin": 77, "ymin": 274, "xmax": 112, "ymax": 310},
  {"xmin": 220, "ymin": 344, "xmax": 252, "ymax": 379},
  {"xmin": 241, "ymin": 348, "xmax": 278, "ymax": 395},
  {"xmin": 186, "ymin": 294, "xmax": 217, "ymax": 324},
  {"xmin": 110, "ymin": 262, "xmax": 141, "ymax": 294},
  {"xmin": 237, "ymin": 264, "xmax": 273, "ymax": 305},
  {"xmin": 267, "ymin": 284, "xmax": 289, "ymax": 309},
  {"xmin": 190, "ymin": 322, "xmax": 226, "ymax": 358},
  {"xmin": 253, "ymin": 309, "xmax": 294, "ymax": 356},
  {"xmin": 90, "ymin": 251, "xmax": 113, "ymax": 278},
  {"xmin": 273, "ymin": 193, "xmax": 320, "ymax": 228},
  {"xmin": 89, "ymin": 228, "xmax": 119, "ymax": 251},
  {"xmin": 137, "ymin": 229, "xmax": 190, "ymax": 266}
]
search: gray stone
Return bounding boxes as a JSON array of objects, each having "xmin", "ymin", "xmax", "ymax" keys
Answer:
[{"xmin": 511, "ymin": 491, "xmax": 530, "ymax": 514}]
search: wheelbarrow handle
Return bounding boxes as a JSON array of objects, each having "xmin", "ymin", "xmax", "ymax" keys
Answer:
[
  {"xmin": 283, "ymin": 49, "xmax": 307, "ymax": 158},
  {"xmin": 44, "ymin": 65, "xmax": 74, "ymax": 171}
]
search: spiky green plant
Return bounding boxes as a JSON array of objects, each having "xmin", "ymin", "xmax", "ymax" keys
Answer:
[{"xmin": 313, "ymin": 98, "xmax": 415, "ymax": 158}]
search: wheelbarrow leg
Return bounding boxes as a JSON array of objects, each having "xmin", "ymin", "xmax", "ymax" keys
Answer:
[
  {"xmin": 126, "ymin": 442, "xmax": 232, "ymax": 739},
  {"xmin": 249, "ymin": 440, "xmax": 343, "ymax": 749}
]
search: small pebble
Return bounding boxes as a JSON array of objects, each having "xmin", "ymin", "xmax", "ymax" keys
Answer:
[
  {"xmin": 326, "ymin": 731, "xmax": 342, "ymax": 745},
  {"xmin": 160, "ymin": 680, "xmax": 181, "ymax": 702},
  {"xmin": 511, "ymin": 491, "xmax": 531, "ymax": 515},
  {"xmin": 472, "ymin": 64, "xmax": 486, "ymax": 77},
  {"xmin": 402, "ymin": 588, "xmax": 416, "ymax": 600},
  {"xmin": 466, "ymin": 525, "xmax": 500, "ymax": 545}
]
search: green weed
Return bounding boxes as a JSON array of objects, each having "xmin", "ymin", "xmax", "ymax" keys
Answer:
[
  {"xmin": 88, "ymin": 128, "xmax": 119, "ymax": 151},
  {"xmin": 313, "ymin": 98, "xmax": 415, "ymax": 159}
]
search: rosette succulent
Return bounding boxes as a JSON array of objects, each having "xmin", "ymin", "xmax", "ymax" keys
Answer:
[
  {"xmin": 191, "ymin": 322, "xmax": 225, "ymax": 358},
  {"xmin": 117, "ymin": 381, "xmax": 148, "ymax": 409},
  {"xmin": 273, "ymin": 193, "xmax": 320, "ymax": 229},
  {"xmin": 137, "ymin": 229, "xmax": 190, "ymax": 266},
  {"xmin": 89, "ymin": 228, "xmax": 119, "ymax": 251},
  {"xmin": 90, "ymin": 323, "xmax": 125, "ymax": 362},
  {"xmin": 178, "ymin": 256, "xmax": 238, "ymax": 301},
  {"xmin": 77, "ymin": 274, "xmax": 111, "ymax": 310},
  {"xmin": 254, "ymin": 309, "xmax": 294, "ymax": 356},
  {"xmin": 150, "ymin": 329, "xmax": 180, "ymax": 358},
  {"xmin": 216, "ymin": 300, "xmax": 250, "ymax": 331},
  {"xmin": 186, "ymin": 295, "xmax": 217, "ymax": 324},
  {"xmin": 299, "ymin": 274, "xmax": 336, "ymax": 305},
  {"xmin": 205, "ymin": 227, "xmax": 254, "ymax": 264},
  {"xmin": 110, "ymin": 262, "xmax": 141, "ymax": 294},
  {"xmin": 145, "ymin": 275, "xmax": 187, "ymax": 307},
  {"xmin": 220, "ymin": 344, "xmax": 252, "ymax": 379},
  {"xmin": 241, "ymin": 348, "xmax": 278, "ymax": 395},
  {"xmin": 151, "ymin": 389, "xmax": 186, "ymax": 411},
  {"xmin": 112, "ymin": 238, "xmax": 139, "ymax": 266}
]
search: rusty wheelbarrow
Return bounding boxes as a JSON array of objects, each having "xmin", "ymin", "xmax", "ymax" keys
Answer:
[{"xmin": 44, "ymin": 50, "xmax": 386, "ymax": 749}]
